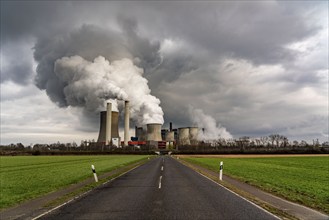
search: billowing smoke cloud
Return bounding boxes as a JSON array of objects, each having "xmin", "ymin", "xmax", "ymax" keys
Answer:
[
  {"xmin": 32, "ymin": 19, "xmax": 164, "ymax": 126},
  {"xmin": 188, "ymin": 106, "xmax": 232, "ymax": 140},
  {"xmin": 54, "ymin": 55, "xmax": 163, "ymax": 125},
  {"xmin": 1, "ymin": 1, "xmax": 327, "ymax": 145}
]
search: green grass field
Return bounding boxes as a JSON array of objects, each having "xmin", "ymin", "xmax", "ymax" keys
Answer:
[
  {"xmin": 0, "ymin": 155, "xmax": 149, "ymax": 209},
  {"xmin": 184, "ymin": 156, "xmax": 329, "ymax": 214}
]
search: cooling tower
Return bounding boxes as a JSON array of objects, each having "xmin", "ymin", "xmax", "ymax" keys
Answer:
[
  {"xmin": 165, "ymin": 131, "xmax": 175, "ymax": 142},
  {"xmin": 136, "ymin": 127, "xmax": 146, "ymax": 141},
  {"xmin": 105, "ymin": 103, "xmax": 112, "ymax": 145},
  {"xmin": 189, "ymin": 127, "xmax": 199, "ymax": 145},
  {"xmin": 178, "ymin": 127, "xmax": 190, "ymax": 145},
  {"xmin": 97, "ymin": 111, "xmax": 106, "ymax": 143},
  {"xmin": 111, "ymin": 111, "xmax": 119, "ymax": 138},
  {"xmin": 147, "ymin": 123, "xmax": 162, "ymax": 141},
  {"xmin": 124, "ymin": 101, "xmax": 130, "ymax": 146},
  {"xmin": 97, "ymin": 111, "xmax": 120, "ymax": 143}
]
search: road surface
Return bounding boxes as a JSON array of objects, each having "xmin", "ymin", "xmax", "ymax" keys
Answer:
[{"xmin": 39, "ymin": 156, "xmax": 279, "ymax": 220}]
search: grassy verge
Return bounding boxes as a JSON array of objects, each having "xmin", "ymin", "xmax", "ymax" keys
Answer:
[
  {"xmin": 184, "ymin": 156, "xmax": 329, "ymax": 214},
  {"xmin": 0, "ymin": 155, "xmax": 149, "ymax": 209},
  {"xmin": 43, "ymin": 158, "xmax": 149, "ymax": 209}
]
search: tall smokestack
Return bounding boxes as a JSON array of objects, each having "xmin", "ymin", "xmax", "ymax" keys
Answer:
[
  {"xmin": 106, "ymin": 102, "xmax": 112, "ymax": 145},
  {"xmin": 170, "ymin": 122, "xmax": 172, "ymax": 131},
  {"xmin": 124, "ymin": 101, "xmax": 130, "ymax": 146}
]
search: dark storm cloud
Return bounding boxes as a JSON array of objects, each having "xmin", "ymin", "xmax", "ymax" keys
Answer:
[
  {"xmin": 0, "ymin": 62, "xmax": 32, "ymax": 84},
  {"xmin": 2, "ymin": 1, "xmax": 319, "ymax": 85},
  {"xmin": 0, "ymin": 39, "xmax": 35, "ymax": 84},
  {"xmin": 135, "ymin": 1, "xmax": 319, "ymax": 65},
  {"xmin": 0, "ymin": 54, "xmax": 33, "ymax": 85},
  {"xmin": 1, "ymin": 1, "xmax": 327, "ymax": 142},
  {"xmin": 117, "ymin": 15, "xmax": 162, "ymax": 72},
  {"xmin": 0, "ymin": 1, "xmax": 74, "ymax": 84},
  {"xmin": 149, "ymin": 53, "xmax": 199, "ymax": 86},
  {"xmin": 0, "ymin": 1, "xmax": 78, "ymax": 42},
  {"xmin": 33, "ymin": 20, "xmax": 161, "ymax": 109}
]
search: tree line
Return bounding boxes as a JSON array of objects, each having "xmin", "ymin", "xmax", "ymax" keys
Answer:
[{"xmin": 1, "ymin": 134, "xmax": 328, "ymax": 155}]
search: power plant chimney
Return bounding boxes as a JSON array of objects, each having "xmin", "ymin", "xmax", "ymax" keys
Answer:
[
  {"xmin": 170, "ymin": 122, "xmax": 172, "ymax": 131},
  {"xmin": 124, "ymin": 101, "xmax": 130, "ymax": 146},
  {"xmin": 106, "ymin": 102, "xmax": 112, "ymax": 145}
]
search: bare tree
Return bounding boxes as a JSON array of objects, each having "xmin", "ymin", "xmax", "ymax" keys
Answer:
[
  {"xmin": 254, "ymin": 139, "xmax": 261, "ymax": 147},
  {"xmin": 269, "ymin": 134, "xmax": 276, "ymax": 147},
  {"xmin": 280, "ymin": 135, "xmax": 289, "ymax": 147},
  {"xmin": 269, "ymin": 134, "xmax": 281, "ymax": 147},
  {"xmin": 260, "ymin": 136, "xmax": 269, "ymax": 146},
  {"xmin": 300, "ymin": 140, "xmax": 308, "ymax": 147}
]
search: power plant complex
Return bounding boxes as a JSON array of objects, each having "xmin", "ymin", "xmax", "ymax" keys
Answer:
[{"xmin": 97, "ymin": 101, "xmax": 199, "ymax": 149}]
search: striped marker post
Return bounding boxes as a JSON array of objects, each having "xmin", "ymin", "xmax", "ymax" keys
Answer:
[
  {"xmin": 219, "ymin": 161, "xmax": 223, "ymax": 181},
  {"xmin": 91, "ymin": 165, "xmax": 98, "ymax": 182}
]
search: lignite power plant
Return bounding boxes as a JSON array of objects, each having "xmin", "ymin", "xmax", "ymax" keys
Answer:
[{"xmin": 97, "ymin": 101, "xmax": 199, "ymax": 149}]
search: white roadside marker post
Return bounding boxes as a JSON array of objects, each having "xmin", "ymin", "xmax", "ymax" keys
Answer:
[
  {"xmin": 219, "ymin": 161, "xmax": 223, "ymax": 181},
  {"xmin": 91, "ymin": 165, "xmax": 98, "ymax": 182}
]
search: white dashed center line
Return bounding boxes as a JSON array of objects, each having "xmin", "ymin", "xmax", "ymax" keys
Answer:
[{"xmin": 159, "ymin": 176, "xmax": 163, "ymax": 189}]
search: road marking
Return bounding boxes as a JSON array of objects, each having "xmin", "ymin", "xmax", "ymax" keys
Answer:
[
  {"xmin": 32, "ymin": 163, "xmax": 144, "ymax": 219},
  {"xmin": 161, "ymin": 166, "xmax": 164, "ymax": 171},
  {"xmin": 194, "ymin": 170, "xmax": 280, "ymax": 220},
  {"xmin": 158, "ymin": 176, "xmax": 163, "ymax": 189},
  {"xmin": 172, "ymin": 157, "xmax": 281, "ymax": 219}
]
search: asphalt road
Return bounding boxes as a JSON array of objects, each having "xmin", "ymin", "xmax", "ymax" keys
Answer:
[{"xmin": 38, "ymin": 156, "xmax": 279, "ymax": 220}]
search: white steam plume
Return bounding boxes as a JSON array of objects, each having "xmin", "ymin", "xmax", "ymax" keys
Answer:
[
  {"xmin": 188, "ymin": 106, "xmax": 232, "ymax": 140},
  {"xmin": 54, "ymin": 55, "xmax": 164, "ymax": 125},
  {"xmin": 107, "ymin": 99, "xmax": 119, "ymax": 112}
]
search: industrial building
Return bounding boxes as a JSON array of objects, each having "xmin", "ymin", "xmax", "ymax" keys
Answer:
[
  {"xmin": 97, "ymin": 101, "xmax": 200, "ymax": 149},
  {"xmin": 97, "ymin": 101, "xmax": 130, "ymax": 147}
]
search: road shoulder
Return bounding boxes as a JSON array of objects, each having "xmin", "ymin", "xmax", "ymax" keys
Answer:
[
  {"xmin": 176, "ymin": 156, "xmax": 329, "ymax": 220},
  {"xmin": 0, "ymin": 159, "xmax": 150, "ymax": 220}
]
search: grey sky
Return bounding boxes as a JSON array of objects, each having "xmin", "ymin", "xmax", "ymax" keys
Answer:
[{"xmin": 1, "ymin": 1, "xmax": 328, "ymax": 145}]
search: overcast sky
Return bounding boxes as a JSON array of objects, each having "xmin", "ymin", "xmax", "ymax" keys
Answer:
[{"xmin": 1, "ymin": 1, "xmax": 328, "ymax": 145}]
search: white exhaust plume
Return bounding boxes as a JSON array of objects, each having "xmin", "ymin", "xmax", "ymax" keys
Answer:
[
  {"xmin": 54, "ymin": 56, "xmax": 164, "ymax": 125},
  {"xmin": 188, "ymin": 106, "xmax": 232, "ymax": 140},
  {"xmin": 107, "ymin": 99, "xmax": 119, "ymax": 112}
]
